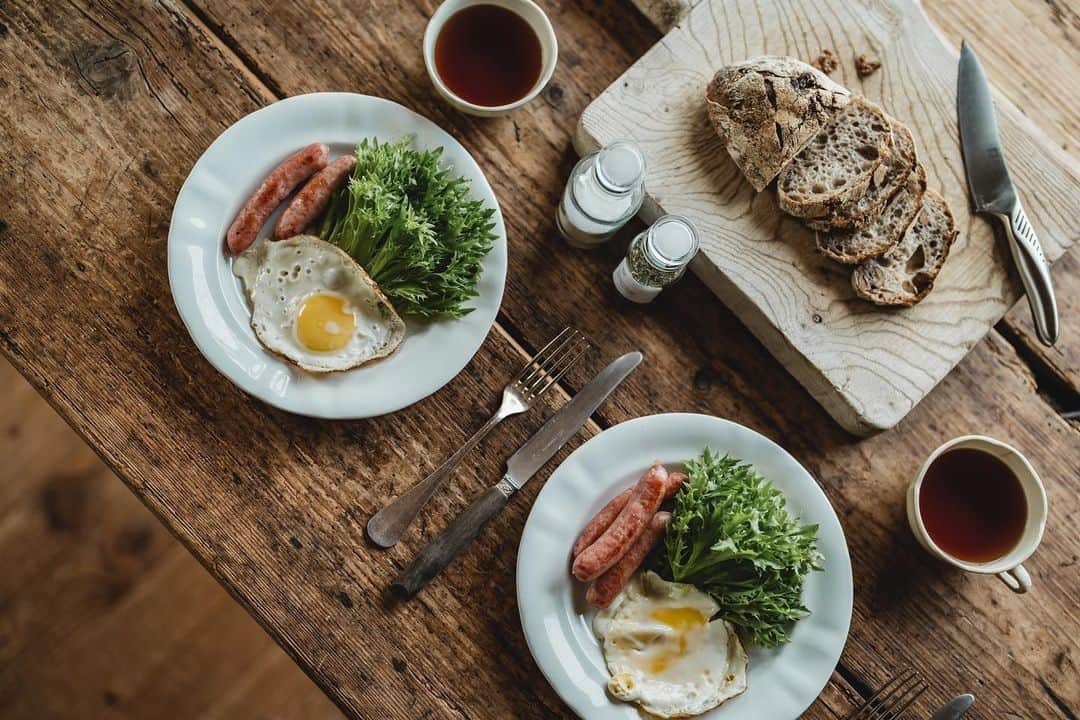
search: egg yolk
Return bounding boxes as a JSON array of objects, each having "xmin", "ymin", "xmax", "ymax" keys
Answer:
[
  {"xmin": 295, "ymin": 293, "xmax": 355, "ymax": 353},
  {"xmin": 647, "ymin": 607, "xmax": 707, "ymax": 674}
]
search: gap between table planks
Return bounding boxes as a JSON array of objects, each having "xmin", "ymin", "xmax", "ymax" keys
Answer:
[{"xmin": 0, "ymin": 2, "xmax": 1075, "ymax": 720}]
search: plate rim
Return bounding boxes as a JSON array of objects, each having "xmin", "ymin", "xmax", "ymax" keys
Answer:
[
  {"xmin": 515, "ymin": 411, "xmax": 853, "ymax": 720},
  {"xmin": 167, "ymin": 91, "xmax": 507, "ymax": 419}
]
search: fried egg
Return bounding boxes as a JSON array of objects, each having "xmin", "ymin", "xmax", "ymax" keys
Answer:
[
  {"xmin": 233, "ymin": 235, "xmax": 405, "ymax": 372},
  {"xmin": 594, "ymin": 571, "xmax": 748, "ymax": 718}
]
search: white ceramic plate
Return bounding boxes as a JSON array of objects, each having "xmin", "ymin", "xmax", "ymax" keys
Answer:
[
  {"xmin": 168, "ymin": 93, "xmax": 507, "ymax": 418},
  {"xmin": 517, "ymin": 413, "xmax": 852, "ymax": 720}
]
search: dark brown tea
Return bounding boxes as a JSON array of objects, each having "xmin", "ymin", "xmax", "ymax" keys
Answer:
[
  {"xmin": 919, "ymin": 448, "xmax": 1027, "ymax": 563},
  {"xmin": 434, "ymin": 4, "xmax": 543, "ymax": 107}
]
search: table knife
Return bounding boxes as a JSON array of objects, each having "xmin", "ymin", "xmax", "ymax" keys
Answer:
[
  {"xmin": 957, "ymin": 40, "xmax": 1059, "ymax": 345},
  {"xmin": 930, "ymin": 693, "xmax": 974, "ymax": 720},
  {"xmin": 391, "ymin": 351, "xmax": 643, "ymax": 598}
]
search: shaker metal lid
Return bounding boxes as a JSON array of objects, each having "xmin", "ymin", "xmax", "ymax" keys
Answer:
[{"xmin": 596, "ymin": 141, "xmax": 646, "ymax": 192}]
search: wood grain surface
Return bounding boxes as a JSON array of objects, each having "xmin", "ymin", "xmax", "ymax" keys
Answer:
[
  {"xmin": 0, "ymin": 1, "xmax": 1076, "ymax": 719},
  {"xmin": 0, "ymin": 359, "xmax": 342, "ymax": 719},
  {"xmin": 578, "ymin": 0, "xmax": 1080, "ymax": 435}
]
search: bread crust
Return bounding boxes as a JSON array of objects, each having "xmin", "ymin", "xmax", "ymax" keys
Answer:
[{"xmin": 705, "ymin": 56, "xmax": 850, "ymax": 192}]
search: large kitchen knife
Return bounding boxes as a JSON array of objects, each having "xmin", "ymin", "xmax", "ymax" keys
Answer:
[
  {"xmin": 958, "ymin": 40, "xmax": 1059, "ymax": 345},
  {"xmin": 391, "ymin": 351, "xmax": 643, "ymax": 597}
]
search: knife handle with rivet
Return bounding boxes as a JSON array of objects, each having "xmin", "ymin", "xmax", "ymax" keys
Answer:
[
  {"xmin": 391, "ymin": 477, "xmax": 515, "ymax": 598},
  {"xmin": 1000, "ymin": 202, "xmax": 1059, "ymax": 346}
]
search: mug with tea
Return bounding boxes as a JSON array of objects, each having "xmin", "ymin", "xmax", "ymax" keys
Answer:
[{"xmin": 907, "ymin": 435, "xmax": 1048, "ymax": 593}]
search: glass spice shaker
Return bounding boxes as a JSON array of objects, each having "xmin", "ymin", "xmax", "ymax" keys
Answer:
[
  {"xmin": 613, "ymin": 215, "xmax": 700, "ymax": 304},
  {"xmin": 556, "ymin": 140, "xmax": 646, "ymax": 248}
]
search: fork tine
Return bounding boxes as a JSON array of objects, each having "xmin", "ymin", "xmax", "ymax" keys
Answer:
[
  {"xmin": 514, "ymin": 327, "xmax": 574, "ymax": 383},
  {"xmin": 524, "ymin": 334, "xmax": 591, "ymax": 388},
  {"xmin": 520, "ymin": 330, "xmax": 586, "ymax": 390},
  {"xmin": 518, "ymin": 328, "xmax": 580, "ymax": 387},
  {"xmin": 850, "ymin": 670, "xmax": 913, "ymax": 720},
  {"xmin": 527, "ymin": 339, "xmax": 590, "ymax": 398},
  {"xmin": 878, "ymin": 676, "xmax": 927, "ymax": 720},
  {"xmin": 870, "ymin": 670, "xmax": 918, "ymax": 718}
]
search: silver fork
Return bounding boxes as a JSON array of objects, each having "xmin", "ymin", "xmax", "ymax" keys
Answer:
[
  {"xmin": 849, "ymin": 669, "xmax": 929, "ymax": 720},
  {"xmin": 365, "ymin": 327, "xmax": 590, "ymax": 548}
]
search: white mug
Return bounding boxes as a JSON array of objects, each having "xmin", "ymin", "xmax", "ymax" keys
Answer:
[
  {"xmin": 906, "ymin": 435, "xmax": 1047, "ymax": 594},
  {"xmin": 423, "ymin": 0, "xmax": 559, "ymax": 117}
]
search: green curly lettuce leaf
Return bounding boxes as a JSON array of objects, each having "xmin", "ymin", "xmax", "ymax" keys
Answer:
[
  {"xmin": 653, "ymin": 447, "xmax": 823, "ymax": 647},
  {"xmin": 317, "ymin": 137, "xmax": 495, "ymax": 319}
]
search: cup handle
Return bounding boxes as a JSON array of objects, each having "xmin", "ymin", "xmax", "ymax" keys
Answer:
[{"xmin": 997, "ymin": 564, "xmax": 1032, "ymax": 594}]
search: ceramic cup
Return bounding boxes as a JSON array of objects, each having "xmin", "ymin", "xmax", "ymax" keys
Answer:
[
  {"xmin": 423, "ymin": 0, "xmax": 558, "ymax": 117},
  {"xmin": 907, "ymin": 435, "xmax": 1047, "ymax": 594}
]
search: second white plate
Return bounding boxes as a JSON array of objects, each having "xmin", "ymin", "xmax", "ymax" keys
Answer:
[{"xmin": 516, "ymin": 413, "xmax": 852, "ymax": 720}]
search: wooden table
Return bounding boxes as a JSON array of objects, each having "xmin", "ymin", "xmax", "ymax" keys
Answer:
[{"xmin": 0, "ymin": 1, "xmax": 1076, "ymax": 718}]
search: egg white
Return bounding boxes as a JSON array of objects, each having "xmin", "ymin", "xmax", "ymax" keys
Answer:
[
  {"xmin": 594, "ymin": 571, "xmax": 749, "ymax": 718},
  {"xmin": 233, "ymin": 235, "xmax": 405, "ymax": 372}
]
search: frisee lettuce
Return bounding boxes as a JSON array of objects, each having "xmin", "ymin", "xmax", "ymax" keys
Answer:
[
  {"xmin": 653, "ymin": 448, "xmax": 823, "ymax": 647},
  {"xmin": 317, "ymin": 137, "xmax": 496, "ymax": 319}
]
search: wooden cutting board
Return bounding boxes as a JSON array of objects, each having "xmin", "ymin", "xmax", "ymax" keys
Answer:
[{"xmin": 577, "ymin": 0, "xmax": 1080, "ymax": 435}]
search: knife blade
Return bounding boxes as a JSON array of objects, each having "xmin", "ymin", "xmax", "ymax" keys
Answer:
[
  {"xmin": 391, "ymin": 351, "xmax": 643, "ymax": 597},
  {"xmin": 957, "ymin": 40, "xmax": 1059, "ymax": 345},
  {"xmin": 930, "ymin": 693, "xmax": 974, "ymax": 720}
]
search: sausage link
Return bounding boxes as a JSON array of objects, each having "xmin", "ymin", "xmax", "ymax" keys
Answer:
[
  {"xmin": 226, "ymin": 142, "xmax": 329, "ymax": 254},
  {"xmin": 571, "ymin": 469, "xmax": 686, "ymax": 559},
  {"xmin": 586, "ymin": 511, "xmax": 671, "ymax": 608},
  {"xmin": 572, "ymin": 464, "xmax": 667, "ymax": 581},
  {"xmin": 274, "ymin": 155, "xmax": 356, "ymax": 240}
]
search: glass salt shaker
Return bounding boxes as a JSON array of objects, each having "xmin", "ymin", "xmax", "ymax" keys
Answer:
[
  {"xmin": 613, "ymin": 215, "xmax": 700, "ymax": 304},
  {"xmin": 556, "ymin": 140, "xmax": 646, "ymax": 248}
]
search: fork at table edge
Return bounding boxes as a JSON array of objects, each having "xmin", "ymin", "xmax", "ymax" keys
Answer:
[{"xmin": 365, "ymin": 328, "xmax": 590, "ymax": 548}]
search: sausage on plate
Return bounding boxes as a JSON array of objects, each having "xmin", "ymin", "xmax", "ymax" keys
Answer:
[
  {"xmin": 274, "ymin": 155, "xmax": 356, "ymax": 240},
  {"xmin": 572, "ymin": 470, "xmax": 686, "ymax": 559},
  {"xmin": 571, "ymin": 463, "xmax": 668, "ymax": 582},
  {"xmin": 586, "ymin": 511, "xmax": 672, "ymax": 608},
  {"xmin": 226, "ymin": 142, "xmax": 329, "ymax": 254}
]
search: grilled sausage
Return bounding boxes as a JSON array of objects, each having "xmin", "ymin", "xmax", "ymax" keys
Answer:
[
  {"xmin": 571, "ymin": 470, "xmax": 686, "ymax": 559},
  {"xmin": 586, "ymin": 511, "xmax": 672, "ymax": 608},
  {"xmin": 274, "ymin": 155, "xmax": 356, "ymax": 240},
  {"xmin": 226, "ymin": 142, "xmax": 329, "ymax": 254},
  {"xmin": 572, "ymin": 464, "xmax": 667, "ymax": 581}
]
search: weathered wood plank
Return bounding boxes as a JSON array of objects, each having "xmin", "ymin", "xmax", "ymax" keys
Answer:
[{"xmin": 0, "ymin": 359, "xmax": 342, "ymax": 720}]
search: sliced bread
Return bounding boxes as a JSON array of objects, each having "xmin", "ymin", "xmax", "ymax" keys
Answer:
[
  {"xmin": 806, "ymin": 120, "xmax": 918, "ymax": 231},
  {"xmin": 851, "ymin": 189, "xmax": 957, "ymax": 306},
  {"xmin": 817, "ymin": 162, "xmax": 927, "ymax": 264},
  {"xmin": 777, "ymin": 96, "xmax": 893, "ymax": 220},
  {"xmin": 705, "ymin": 56, "xmax": 850, "ymax": 192}
]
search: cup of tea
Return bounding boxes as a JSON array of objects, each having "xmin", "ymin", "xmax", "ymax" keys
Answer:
[
  {"xmin": 907, "ymin": 435, "xmax": 1047, "ymax": 593},
  {"xmin": 423, "ymin": 0, "xmax": 558, "ymax": 117}
]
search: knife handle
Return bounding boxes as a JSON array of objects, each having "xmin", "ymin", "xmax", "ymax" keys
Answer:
[
  {"xmin": 1002, "ymin": 202, "xmax": 1059, "ymax": 346},
  {"xmin": 391, "ymin": 477, "xmax": 514, "ymax": 598}
]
